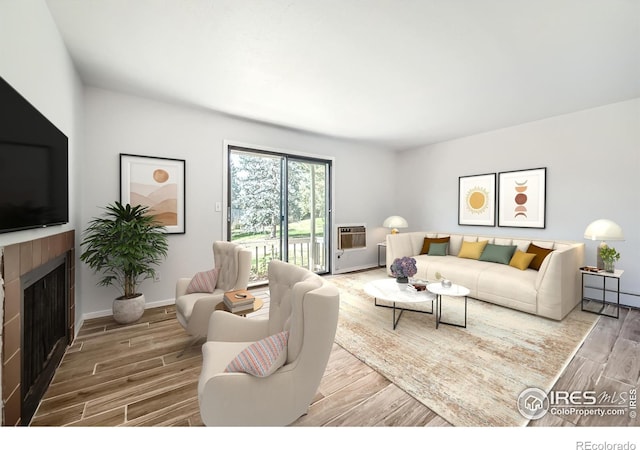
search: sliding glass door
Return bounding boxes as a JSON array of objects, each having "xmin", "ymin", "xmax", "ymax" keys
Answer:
[{"xmin": 228, "ymin": 146, "xmax": 331, "ymax": 284}]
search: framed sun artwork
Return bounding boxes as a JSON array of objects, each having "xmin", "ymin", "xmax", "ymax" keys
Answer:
[
  {"xmin": 120, "ymin": 153, "xmax": 186, "ymax": 234},
  {"xmin": 458, "ymin": 173, "xmax": 496, "ymax": 226}
]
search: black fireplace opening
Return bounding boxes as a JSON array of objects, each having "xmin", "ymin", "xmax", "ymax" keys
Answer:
[{"xmin": 21, "ymin": 253, "xmax": 70, "ymax": 425}]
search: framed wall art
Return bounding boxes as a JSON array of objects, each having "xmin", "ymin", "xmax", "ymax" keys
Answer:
[
  {"xmin": 120, "ymin": 153, "xmax": 186, "ymax": 234},
  {"xmin": 498, "ymin": 167, "xmax": 546, "ymax": 229},
  {"xmin": 458, "ymin": 173, "xmax": 496, "ymax": 226}
]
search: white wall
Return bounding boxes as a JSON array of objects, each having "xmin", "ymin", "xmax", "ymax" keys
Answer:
[
  {"xmin": 0, "ymin": 0, "xmax": 83, "ymax": 425},
  {"xmin": 396, "ymin": 99, "xmax": 640, "ymax": 307},
  {"xmin": 0, "ymin": 0, "xmax": 83, "ymax": 250},
  {"xmin": 80, "ymin": 87, "xmax": 396, "ymax": 318}
]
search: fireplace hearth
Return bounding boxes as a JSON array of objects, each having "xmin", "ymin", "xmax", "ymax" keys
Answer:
[{"xmin": 1, "ymin": 230, "xmax": 75, "ymax": 426}]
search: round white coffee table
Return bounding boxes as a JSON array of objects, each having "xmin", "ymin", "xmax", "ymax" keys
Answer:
[
  {"xmin": 364, "ymin": 278, "xmax": 436, "ymax": 330},
  {"xmin": 427, "ymin": 282, "xmax": 470, "ymax": 329}
]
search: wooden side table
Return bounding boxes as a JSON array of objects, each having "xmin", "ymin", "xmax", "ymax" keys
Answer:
[{"xmin": 580, "ymin": 269, "xmax": 623, "ymax": 319}]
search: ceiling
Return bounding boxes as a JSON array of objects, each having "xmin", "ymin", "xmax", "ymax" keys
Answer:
[{"xmin": 46, "ymin": 0, "xmax": 640, "ymax": 150}]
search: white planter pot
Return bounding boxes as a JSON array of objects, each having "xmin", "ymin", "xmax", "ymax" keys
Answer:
[{"xmin": 112, "ymin": 294, "xmax": 145, "ymax": 324}]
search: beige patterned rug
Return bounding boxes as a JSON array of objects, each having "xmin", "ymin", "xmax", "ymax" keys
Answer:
[{"xmin": 327, "ymin": 269, "xmax": 598, "ymax": 426}]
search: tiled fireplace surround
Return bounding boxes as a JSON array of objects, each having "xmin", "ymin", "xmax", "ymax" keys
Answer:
[{"xmin": 1, "ymin": 230, "xmax": 75, "ymax": 426}]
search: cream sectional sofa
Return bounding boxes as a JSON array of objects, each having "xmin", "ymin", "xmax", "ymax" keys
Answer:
[{"xmin": 385, "ymin": 232, "xmax": 585, "ymax": 320}]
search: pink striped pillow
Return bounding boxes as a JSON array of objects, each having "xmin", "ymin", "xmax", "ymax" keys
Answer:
[
  {"xmin": 186, "ymin": 268, "xmax": 219, "ymax": 294},
  {"xmin": 224, "ymin": 331, "xmax": 289, "ymax": 377}
]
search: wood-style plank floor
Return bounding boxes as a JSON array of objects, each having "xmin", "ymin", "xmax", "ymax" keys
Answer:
[{"xmin": 30, "ymin": 287, "xmax": 639, "ymax": 427}]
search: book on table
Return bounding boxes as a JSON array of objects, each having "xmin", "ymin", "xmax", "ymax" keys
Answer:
[
  {"xmin": 223, "ymin": 289, "xmax": 255, "ymax": 312},
  {"xmin": 408, "ymin": 283, "xmax": 427, "ymax": 292}
]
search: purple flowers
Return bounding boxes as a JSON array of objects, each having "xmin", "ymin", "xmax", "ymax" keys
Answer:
[{"xmin": 390, "ymin": 256, "xmax": 417, "ymax": 278}]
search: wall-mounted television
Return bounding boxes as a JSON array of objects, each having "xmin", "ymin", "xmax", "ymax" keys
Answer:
[{"xmin": 0, "ymin": 76, "xmax": 69, "ymax": 234}]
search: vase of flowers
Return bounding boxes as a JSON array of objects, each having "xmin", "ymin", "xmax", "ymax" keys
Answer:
[{"xmin": 390, "ymin": 256, "xmax": 417, "ymax": 283}]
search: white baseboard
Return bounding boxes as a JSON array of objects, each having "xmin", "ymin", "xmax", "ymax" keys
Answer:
[
  {"xmin": 75, "ymin": 297, "xmax": 176, "ymax": 337},
  {"xmin": 332, "ymin": 264, "xmax": 379, "ymax": 275}
]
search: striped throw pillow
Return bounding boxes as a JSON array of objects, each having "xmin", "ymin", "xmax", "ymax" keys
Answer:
[
  {"xmin": 186, "ymin": 268, "xmax": 218, "ymax": 294},
  {"xmin": 224, "ymin": 331, "xmax": 289, "ymax": 377}
]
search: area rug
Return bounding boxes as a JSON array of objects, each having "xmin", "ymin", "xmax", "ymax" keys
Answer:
[{"xmin": 327, "ymin": 269, "xmax": 598, "ymax": 427}]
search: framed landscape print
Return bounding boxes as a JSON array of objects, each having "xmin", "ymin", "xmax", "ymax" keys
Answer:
[
  {"xmin": 498, "ymin": 167, "xmax": 546, "ymax": 229},
  {"xmin": 120, "ymin": 154, "xmax": 186, "ymax": 234},
  {"xmin": 458, "ymin": 173, "xmax": 496, "ymax": 226}
]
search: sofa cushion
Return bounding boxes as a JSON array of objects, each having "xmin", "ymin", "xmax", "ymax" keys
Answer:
[
  {"xmin": 428, "ymin": 242, "xmax": 449, "ymax": 256},
  {"xmin": 476, "ymin": 263, "xmax": 538, "ymax": 311},
  {"xmin": 447, "ymin": 235, "xmax": 463, "ymax": 255},
  {"xmin": 512, "ymin": 239, "xmax": 533, "ymax": 252},
  {"xmin": 527, "ymin": 243, "xmax": 554, "ymax": 270},
  {"xmin": 186, "ymin": 268, "xmax": 219, "ymax": 293},
  {"xmin": 420, "ymin": 237, "xmax": 450, "ymax": 255},
  {"xmin": 479, "ymin": 243, "xmax": 517, "ymax": 265},
  {"xmin": 224, "ymin": 331, "xmax": 289, "ymax": 377},
  {"xmin": 493, "ymin": 237, "xmax": 513, "ymax": 246},
  {"xmin": 458, "ymin": 240, "xmax": 488, "ymax": 260},
  {"xmin": 509, "ymin": 250, "xmax": 537, "ymax": 270}
]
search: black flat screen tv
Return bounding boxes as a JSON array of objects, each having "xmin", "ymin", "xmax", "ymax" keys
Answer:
[{"xmin": 0, "ymin": 76, "xmax": 69, "ymax": 233}]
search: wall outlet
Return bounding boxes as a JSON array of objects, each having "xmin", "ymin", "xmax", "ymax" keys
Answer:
[{"xmin": 153, "ymin": 271, "xmax": 161, "ymax": 282}]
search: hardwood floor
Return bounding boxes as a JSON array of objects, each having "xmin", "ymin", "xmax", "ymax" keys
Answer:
[
  {"xmin": 30, "ymin": 288, "xmax": 639, "ymax": 427},
  {"xmin": 530, "ymin": 303, "xmax": 640, "ymax": 427}
]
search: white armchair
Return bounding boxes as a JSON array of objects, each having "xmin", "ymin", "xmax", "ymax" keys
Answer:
[
  {"xmin": 197, "ymin": 259, "xmax": 340, "ymax": 426},
  {"xmin": 175, "ymin": 241, "xmax": 252, "ymax": 338}
]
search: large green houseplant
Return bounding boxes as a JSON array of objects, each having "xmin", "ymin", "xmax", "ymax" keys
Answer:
[{"xmin": 80, "ymin": 202, "xmax": 169, "ymax": 323}]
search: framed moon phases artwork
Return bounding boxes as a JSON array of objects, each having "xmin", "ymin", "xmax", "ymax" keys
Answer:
[
  {"xmin": 120, "ymin": 154, "xmax": 186, "ymax": 234},
  {"xmin": 458, "ymin": 173, "xmax": 496, "ymax": 226},
  {"xmin": 498, "ymin": 167, "xmax": 546, "ymax": 229}
]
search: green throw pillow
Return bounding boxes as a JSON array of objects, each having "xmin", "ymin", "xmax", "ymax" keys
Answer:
[
  {"xmin": 428, "ymin": 242, "xmax": 448, "ymax": 256},
  {"xmin": 479, "ymin": 243, "xmax": 517, "ymax": 265},
  {"xmin": 420, "ymin": 236, "xmax": 450, "ymax": 254}
]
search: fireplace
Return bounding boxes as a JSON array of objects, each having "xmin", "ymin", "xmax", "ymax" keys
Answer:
[
  {"xmin": 1, "ymin": 230, "xmax": 75, "ymax": 426},
  {"xmin": 20, "ymin": 254, "xmax": 70, "ymax": 425}
]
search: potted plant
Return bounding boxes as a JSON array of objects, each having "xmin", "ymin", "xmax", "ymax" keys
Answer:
[
  {"xmin": 80, "ymin": 202, "xmax": 169, "ymax": 324},
  {"xmin": 390, "ymin": 256, "xmax": 417, "ymax": 283},
  {"xmin": 599, "ymin": 246, "xmax": 620, "ymax": 273}
]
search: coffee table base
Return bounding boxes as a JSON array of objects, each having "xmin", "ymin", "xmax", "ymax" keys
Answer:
[
  {"xmin": 435, "ymin": 294, "xmax": 467, "ymax": 329},
  {"xmin": 374, "ymin": 298, "xmax": 434, "ymax": 330}
]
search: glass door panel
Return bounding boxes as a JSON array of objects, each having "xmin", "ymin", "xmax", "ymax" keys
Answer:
[
  {"xmin": 229, "ymin": 150, "xmax": 283, "ymax": 283},
  {"xmin": 287, "ymin": 159, "xmax": 329, "ymax": 273},
  {"xmin": 228, "ymin": 147, "xmax": 331, "ymax": 284}
]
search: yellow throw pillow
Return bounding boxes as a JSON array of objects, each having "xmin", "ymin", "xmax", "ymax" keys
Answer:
[
  {"xmin": 457, "ymin": 240, "xmax": 488, "ymax": 260},
  {"xmin": 509, "ymin": 250, "xmax": 537, "ymax": 270}
]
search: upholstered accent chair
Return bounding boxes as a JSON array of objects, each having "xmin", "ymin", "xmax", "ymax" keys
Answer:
[
  {"xmin": 197, "ymin": 259, "xmax": 340, "ymax": 426},
  {"xmin": 175, "ymin": 241, "xmax": 252, "ymax": 338}
]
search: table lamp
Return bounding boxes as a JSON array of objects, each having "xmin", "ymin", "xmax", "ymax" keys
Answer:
[
  {"xmin": 583, "ymin": 219, "xmax": 624, "ymax": 269},
  {"xmin": 383, "ymin": 216, "xmax": 408, "ymax": 234}
]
